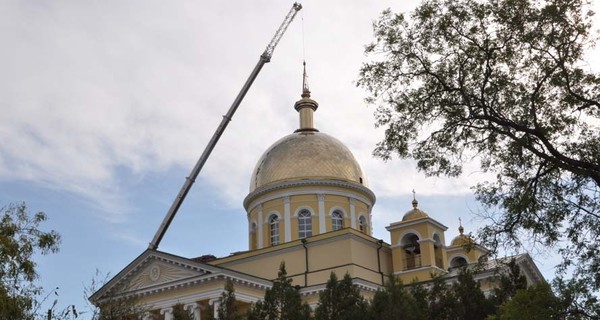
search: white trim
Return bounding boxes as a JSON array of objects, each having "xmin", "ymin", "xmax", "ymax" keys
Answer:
[
  {"xmin": 448, "ymin": 253, "xmax": 470, "ymax": 266},
  {"xmin": 397, "ymin": 229, "xmax": 423, "ymax": 245},
  {"xmin": 328, "ymin": 207, "xmax": 348, "ymax": 218},
  {"xmin": 318, "ymin": 194, "xmax": 326, "ymax": 234},
  {"xmin": 284, "ymin": 196, "xmax": 291, "ymax": 242},
  {"xmin": 245, "ymin": 182, "xmax": 375, "ymax": 213},
  {"xmin": 293, "ymin": 206, "xmax": 315, "ymax": 217},
  {"xmin": 386, "ymin": 218, "xmax": 448, "ymax": 232},
  {"xmin": 349, "ymin": 198, "xmax": 357, "ymax": 229},
  {"xmin": 257, "ymin": 206, "xmax": 263, "ymax": 249},
  {"xmin": 264, "ymin": 211, "xmax": 282, "ymax": 223}
]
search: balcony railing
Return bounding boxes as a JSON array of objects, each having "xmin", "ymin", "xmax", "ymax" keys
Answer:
[{"xmin": 403, "ymin": 254, "xmax": 422, "ymax": 271}]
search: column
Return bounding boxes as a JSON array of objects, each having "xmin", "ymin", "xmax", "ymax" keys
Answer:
[
  {"xmin": 284, "ymin": 196, "xmax": 291, "ymax": 242},
  {"xmin": 185, "ymin": 302, "xmax": 201, "ymax": 320},
  {"xmin": 349, "ymin": 198, "xmax": 356, "ymax": 229},
  {"xmin": 209, "ymin": 298, "xmax": 220, "ymax": 320},
  {"xmin": 160, "ymin": 307, "xmax": 174, "ymax": 320},
  {"xmin": 318, "ymin": 194, "xmax": 326, "ymax": 234},
  {"xmin": 257, "ymin": 204, "xmax": 263, "ymax": 249}
]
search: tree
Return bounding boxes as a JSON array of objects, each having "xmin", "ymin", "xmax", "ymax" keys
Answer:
[
  {"xmin": 247, "ymin": 262, "xmax": 311, "ymax": 320},
  {"xmin": 0, "ymin": 202, "xmax": 61, "ymax": 320},
  {"xmin": 216, "ymin": 279, "xmax": 239, "ymax": 320},
  {"xmin": 172, "ymin": 303, "xmax": 194, "ymax": 320},
  {"xmin": 490, "ymin": 259, "xmax": 528, "ymax": 309},
  {"xmin": 84, "ymin": 270, "xmax": 147, "ymax": 320},
  {"xmin": 369, "ymin": 277, "xmax": 427, "ymax": 320},
  {"xmin": 314, "ymin": 273, "xmax": 369, "ymax": 320},
  {"xmin": 358, "ymin": 0, "xmax": 600, "ymax": 293},
  {"xmin": 552, "ymin": 276, "xmax": 600, "ymax": 319},
  {"xmin": 451, "ymin": 269, "xmax": 494, "ymax": 320}
]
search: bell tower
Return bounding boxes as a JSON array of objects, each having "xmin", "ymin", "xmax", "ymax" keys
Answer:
[{"xmin": 387, "ymin": 193, "xmax": 449, "ymax": 283}]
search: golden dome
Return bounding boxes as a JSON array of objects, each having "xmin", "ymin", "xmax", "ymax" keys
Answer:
[
  {"xmin": 451, "ymin": 224, "xmax": 474, "ymax": 246},
  {"xmin": 402, "ymin": 198, "xmax": 429, "ymax": 221},
  {"xmin": 249, "ymin": 131, "xmax": 367, "ymax": 192}
]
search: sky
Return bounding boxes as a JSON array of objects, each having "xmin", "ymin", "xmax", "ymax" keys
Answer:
[{"xmin": 1, "ymin": 0, "xmax": 598, "ymax": 318}]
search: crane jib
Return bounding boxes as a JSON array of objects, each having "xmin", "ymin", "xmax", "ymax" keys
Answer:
[{"xmin": 148, "ymin": 3, "xmax": 303, "ymax": 250}]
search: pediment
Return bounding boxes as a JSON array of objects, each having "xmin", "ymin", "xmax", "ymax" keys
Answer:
[
  {"xmin": 126, "ymin": 259, "xmax": 203, "ymax": 290},
  {"xmin": 91, "ymin": 250, "xmax": 218, "ymax": 303}
]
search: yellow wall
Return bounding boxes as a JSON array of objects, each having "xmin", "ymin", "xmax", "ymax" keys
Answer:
[{"xmin": 213, "ymin": 229, "xmax": 390, "ymax": 288}]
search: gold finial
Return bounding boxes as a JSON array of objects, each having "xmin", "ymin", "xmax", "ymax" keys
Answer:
[
  {"xmin": 301, "ymin": 61, "xmax": 311, "ymax": 98},
  {"xmin": 411, "ymin": 189, "xmax": 418, "ymax": 208},
  {"xmin": 458, "ymin": 217, "xmax": 464, "ymax": 235}
]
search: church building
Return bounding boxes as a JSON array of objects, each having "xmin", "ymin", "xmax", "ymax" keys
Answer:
[{"xmin": 90, "ymin": 70, "xmax": 544, "ymax": 319}]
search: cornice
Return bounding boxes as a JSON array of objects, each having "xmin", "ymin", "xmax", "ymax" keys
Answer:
[{"xmin": 244, "ymin": 179, "xmax": 376, "ymax": 211}]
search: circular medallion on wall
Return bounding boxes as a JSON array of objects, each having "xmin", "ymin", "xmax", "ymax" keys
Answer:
[{"xmin": 149, "ymin": 264, "xmax": 161, "ymax": 282}]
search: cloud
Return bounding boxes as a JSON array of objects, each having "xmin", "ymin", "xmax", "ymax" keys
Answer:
[{"xmin": 4, "ymin": 0, "xmax": 595, "ymax": 226}]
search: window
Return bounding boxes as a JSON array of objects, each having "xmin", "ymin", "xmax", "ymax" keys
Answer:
[
  {"xmin": 450, "ymin": 257, "xmax": 468, "ymax": 270},
  {"xmin": 269, "ymin": 215, "xmax": 279, "ymax": 246},
  {"xmin": 298, "ymin": 209, "xmax": 312, "ymax": 239},
  {"xmin": 358, "ymin": 215, "xmax": 367, "ymax": 233},
  {"xmin": 332, "ymin": 210, "xmax": 344, "ymax": 231}
]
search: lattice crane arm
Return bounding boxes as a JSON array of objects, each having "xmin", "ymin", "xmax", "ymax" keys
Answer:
[{"xmin": 148, "ymin": 3, "xmax": 302, "ymax": 250}]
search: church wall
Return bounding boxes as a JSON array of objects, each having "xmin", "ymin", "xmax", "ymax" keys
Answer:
[{"xmin": 214, "ymin": 230, "xmax": 390, "ymax": 289}]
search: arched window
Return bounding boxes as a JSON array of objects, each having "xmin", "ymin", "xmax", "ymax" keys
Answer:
[
  {"xmin": 269, "ymin": 215, "xmax": 279, "ymax": 246},
  {"xmin": 332, "ymin": 210, "xmax": 344, "ymax": 231},
  {"xmin": 401, "ymin": 233, "xmax": 421, "ymax": 270},
  {"xmin": 433, "ymin": 233, "xmax": 443, "ymax": 269},
  {"xmin": 298, "ymin": 209, "xmax": 312, "ymax": 239},
  {"xmin": 450, "ymin": 256, "xmax": 468, "ymax": 270},
  {"xmin": 358, "ymin": 215, "xmax": 367, "ymax": 233}
]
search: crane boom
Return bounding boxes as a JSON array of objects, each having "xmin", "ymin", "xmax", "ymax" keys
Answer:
[{"xmin": 148, "ymin": 3, "xmax": 302, "ymax": 250}]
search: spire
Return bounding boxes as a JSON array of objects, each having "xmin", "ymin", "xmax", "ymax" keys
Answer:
[
  {"xmin": 302, "ymin": 61, "xmax": 311, "ymax": 98},
  {"xmin": 458, "ymin": 217, "xmax": 464, "ymax": 235},
  {"xmin": 294, "ymin": 61, "xmax": 319, "ymax": 133},
  {"xmin": 411, "ymin": 189, "xmax": 418, "ymax": 208}
]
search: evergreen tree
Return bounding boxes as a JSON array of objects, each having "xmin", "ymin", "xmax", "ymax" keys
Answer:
[
  {"xmin": 369, "ymin": 277, "xmax": 427, "ymax": 320},
  {"xmin": 247, "ymin": 262, "xmax": 311, "ymax": 320},
  {"xmin": 427, "ymin": 274, "xmax": 458, "ymax": 320},
  {"xmin": 490, "ymin": 259, "xmax": 528, "ymax": 308},
  {"xmin": 172, "ymin": 303, "xmax": 194, "ymax": 320},
  {"xmin": 314, "ymin": 273, "xmax": 369, "ymax": 320},
  {"xmin": 217, "ymin": 279, "xmax": 239, "ymax": 320},
  {"xmin": 451, "ymin": 269, "xmax": 494, "ymax": 320}
]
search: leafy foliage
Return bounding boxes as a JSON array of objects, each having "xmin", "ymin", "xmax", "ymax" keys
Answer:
[
  {"xmin": 492, "ymin": 282, "xmax": 562, "ymax": 320},
  {"xmin": 0, "ymin": 203, "xmax": 61, "ymax": 320},
  {"xmin": 172, "ymin": 303, "xmax": 194, "ymax": 320},
  {"xmin": 490, "ymin": 259, "xmax": 528, "ymax": 309},
  {"xmin": 84, "ymin": 269, "xmax": 147, "ymax": 320},
  {"xmin": 358, "ymin": 0, "xmax": 600, "ymax": 295}
]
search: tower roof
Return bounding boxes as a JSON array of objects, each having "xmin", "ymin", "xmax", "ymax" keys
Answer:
[
  {"xmin": 450, "ymin": 220, "xmax": 474, "ymax": 246},
  {"xmin": 402, "ymin": 192, "xmax": 429, "ymax": 221}
]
